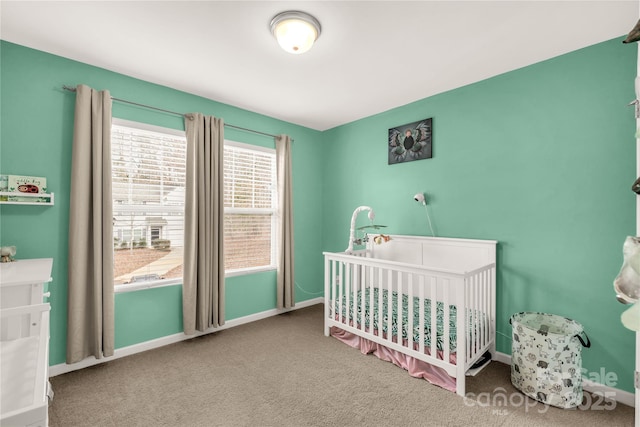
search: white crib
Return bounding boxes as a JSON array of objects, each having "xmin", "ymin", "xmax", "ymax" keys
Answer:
[
  {"xmin": 0, "ymin": 258, "xmax": 53, "ymax": 427},
  {"xmin": 324, "ymin": 235, "xmax": 497, "ymax": 397},
  {"xmin": 1, "ymin": 303, "xmax": 51, "ymax": 426}
]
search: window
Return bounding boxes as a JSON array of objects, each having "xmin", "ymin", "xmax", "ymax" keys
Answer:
[
  {"xmin": 150, "ymin": 227, "xmax": 161, "ymax": 241},
  {"xmin": 111, "ymin": 120, "xmax": 186, "ymax": 288},
  {"xmin": 224, "ymin": 141, "xmax": 277, "ymax": 274},
  {"xmin": 111, "ymin": 121, "xmax": 276, "ymax": 288}
]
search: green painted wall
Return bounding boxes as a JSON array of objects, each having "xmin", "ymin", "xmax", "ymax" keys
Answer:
[
  {"xmin": 322, "ymin": 38, "xmax": 637, "ymax": 392},
  {"xmin": 2, "ymin": 37, "xmax": 637, "ymax": 394},
  {"xmin": 0, "ymin": 41, "xmax": 325, "ymax": 365}
]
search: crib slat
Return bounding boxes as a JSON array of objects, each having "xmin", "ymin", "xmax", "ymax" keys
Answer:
[
  {"xmin": 442, "ymin": 278, "xmax": 450, "ymax": 363},
  {"xmin": 397, "ymin": 271, "xmax": 403, "ymax": 345},
  {"xmin": 330, "ymin": 260, "xmax": 336, "ymax": 319},
  {"xmin": 493, "ymin": 268, "xmax": 497, "ymax": 352},
  {"xmin": 351, "ymin": 262, "xmax": 355, "ymax": 324},
  {"xmin": 338, "ymin": 261, "xmax": 344, "ymax": 324},
  {"xmin": 481, "ymin": 270, "xmax": 487, "ymax": 349},
  {"xmin": 345, "ymin": 262, "xmax": 351, "ymax": 324},
  {"xmin": 364, "ymin": 265, "xmax": 368, "ymax": 329},
  {"xmin": 480, "ymin": 272, "xmax": 486, "ymax": 353},
  {"xmin": 387, "ymin": 269, "xmax": 392, "ymax": 342},
  {"xmin": 475, "ymin": 272, "xmax": 481, "ymax": 352},
  {"xmin": 349, "ymin": 262, "xmax": 352, "ymax": 322},
  {"xmin": 378, "ymin": 267, "xmax": 383, "ymax": 338},
  {"xmin": 430, "ymin": 277, "xmax": 437, "ymax": 358},
  {"xmin": 470, "ymin": 275, "xmax": 476, "ymax": 363},
  {"xmin": 352, "ymin": 262, "xmax": 356, "ymax": 326},
  {"xmin": 369, "ymin": 265, "xmax": 374, "ymax": 334},
  {"xmin": 464, "ymin": 277, "xmax": 468, "ymax": 364},
  {"xmin": 356, "ymin": 264, "xmax": 361, "ymax": 328},
  {"xmin": 324, "ymin": 257, "xmax": 330, "ymax": 331},
  {"xmin": 347, "ymin": 262, "xmax": 353, "ymax": 324},
  {"xmin": 353, "ymin": 264, "xmax": 360, "ymax": 330},
  {"xmin": 407, "ymin": 273, "xmax": 414, "ymax": 349},
  {"xmin": 478, "ymin": 274, "xmax": 482, "ymax": 352},
  {"xmin": 419, "ymin": 275, "xmax": 425, "ymax": 355},
  {"xmin": 485, "ymin": 270, "xmax": 489, "ymax": 347},
  {"xmin": 485, "ymin": 270, "xmax": 490, "ymax": 347},
  {"xmin": 479, "ymin": 269, "xmax": 484, "ymax": 350},
  {"xmin": 468, "ymin": 276, "xmax": 472, "ymax": 364},
  {"xmin": 482, "ymin": 270, "xmax": 491, "ymax": 345},
  {"xmin": 478, "ymin": 273, "xmax": 482, "ymax": 354}
]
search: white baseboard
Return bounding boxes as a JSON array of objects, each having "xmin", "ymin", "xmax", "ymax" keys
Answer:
[
  {"xmin": 493, "ymin": 351, "xmax": 635, "ymax": 408},
  {"xmin": 49, "ymin": 297, "xmax": 323, "ymax": 377},
  {"xmin": 493, "ymin": 351, "xmax": 512, "ymax": 365}
]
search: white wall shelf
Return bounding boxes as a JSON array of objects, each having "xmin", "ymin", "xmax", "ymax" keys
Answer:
[{"xmin": 0, "ymin": 192, "xmax": 54, "ymax": 206}]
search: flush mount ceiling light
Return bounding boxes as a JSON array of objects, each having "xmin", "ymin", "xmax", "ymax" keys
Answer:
[{"xmin": 270, "ymin": 11, "xmax": 321, "ymax": 54}]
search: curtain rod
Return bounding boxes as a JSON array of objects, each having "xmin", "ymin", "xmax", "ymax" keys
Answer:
[{"xmin": 62, "ymin": 85, "xmax": 286, "ymax": 140}]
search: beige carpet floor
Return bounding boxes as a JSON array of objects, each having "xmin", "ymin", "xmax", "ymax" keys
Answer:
[{"xmin": 49, "ymin": 304, "xmax": 633, "ymax": 426}]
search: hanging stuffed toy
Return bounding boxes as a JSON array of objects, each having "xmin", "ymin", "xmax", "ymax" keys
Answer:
[
  {"xmin": 373, "ymin": 234, "xmax": 391, "ymax": 245},
  {"xmin": 614, "ymin": 237, "xmax": 640, "ymax": 303},
  {"xmin": 614, "ymin": 237, "xmax": 640, "ymax": 331},
  {"xmin": 621, "ymin": 302, "xmax": 640, "ymax": 331}
]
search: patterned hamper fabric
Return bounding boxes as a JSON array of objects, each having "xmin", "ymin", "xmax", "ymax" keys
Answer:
[
  {"xmin": 335, "ymin": 287, "xmax": 458, "ymax": 352},
  {"xmin": 510, "ymin": 312, "xmax": 589, "ymax": 409}
]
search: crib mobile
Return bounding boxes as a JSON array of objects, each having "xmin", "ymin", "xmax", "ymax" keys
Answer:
[
  {"xmin": 345, "ymin": 206, "xmax": 389, "ymax": 254},
  {"xmin": 345, "ymin": 194, "xmax": 435, "ymax": 254}
]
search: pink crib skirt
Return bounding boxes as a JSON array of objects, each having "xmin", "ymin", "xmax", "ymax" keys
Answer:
[{"xmin": 330, "ymin": 326, "xmax": 457, "ymax": 392}]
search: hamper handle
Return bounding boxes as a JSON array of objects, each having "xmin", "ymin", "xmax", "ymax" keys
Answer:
[{"xmin": 575, "ymin": 332, "xmax": 591, "ymax": 348}]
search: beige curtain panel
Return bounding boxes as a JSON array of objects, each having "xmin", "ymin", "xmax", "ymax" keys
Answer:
[
  {"xmin": 183, "ymin": 113, "xmax": 225, "ymax": 334},
  {"xmin": 276, "ymin": 134, "xmax": 295, "ymax": 309},
  {"xmin": 67, "ymin": 84, "xmax": 115, "ymax": 363}
]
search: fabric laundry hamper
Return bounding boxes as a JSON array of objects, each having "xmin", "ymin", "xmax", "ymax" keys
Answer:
[{"xmin": 509, "ymin": 312, "xmax": 590, "ymax": 409}]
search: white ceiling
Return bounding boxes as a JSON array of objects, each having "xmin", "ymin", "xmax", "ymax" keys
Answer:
[{"xmin": 1, "ymin": 1, "xmax": 637, "ymax": 131}]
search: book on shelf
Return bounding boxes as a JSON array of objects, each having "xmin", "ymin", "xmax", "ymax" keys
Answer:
[{"xmin": 1, "ymin": 174, "xmax": 49, "ymax": 202}]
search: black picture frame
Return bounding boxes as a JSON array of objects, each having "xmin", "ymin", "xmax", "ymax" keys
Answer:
[{"xmin": 388, "ymin": 118, "xmax": 432, "ymax": 165}]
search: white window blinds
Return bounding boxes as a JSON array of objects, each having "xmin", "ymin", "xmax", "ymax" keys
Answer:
[
  {"xmin": 224, "ymin": 142, "xmax": 277, "ymax": 272},
  {"xmin": 111, "ymin": 122, "xmax": 186, "ymax": 286}
]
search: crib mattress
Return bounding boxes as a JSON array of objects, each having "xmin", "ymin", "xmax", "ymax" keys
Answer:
[{"xmin": 335, "ymin": 288, "xmax": 458, "ymax": 352}]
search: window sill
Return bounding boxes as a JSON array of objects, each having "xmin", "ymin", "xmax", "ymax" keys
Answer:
[
  {"xmin": 113, "ymin": 266, "xmax": 277, "ymax": 293},
  {"xmin": 226, "ymin": 265, "xmax": 277, "ymax": 277},
  {"xmin": 114, "ymin": 278, "xmax": 182, "ymax": 294}
]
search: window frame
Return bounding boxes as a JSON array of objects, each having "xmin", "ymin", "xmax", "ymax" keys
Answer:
[
  {"xmin": 111, "ymin": 122, "xmax": 279, "ymax": 293},
  {"xmin": 223, "ymin": 140, "xmax": 278, "ymax": 277},
  {"xmin": 112, "ymin": 119, "xmax": 187, "ymax": 294}
]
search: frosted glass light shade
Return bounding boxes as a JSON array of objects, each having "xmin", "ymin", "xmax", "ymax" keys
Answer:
[{"xmin": 270, "ymin": 11, "xmax": 321, "ymax": 55}]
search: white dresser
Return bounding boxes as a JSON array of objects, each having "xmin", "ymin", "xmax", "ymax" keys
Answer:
[
  {"xmin": 0, "ymin": 258, "xmax": 53, "ymax": 427},
  {"xmin": 0, "ymin": 258, "xmax": 53, "ymax": 307}
]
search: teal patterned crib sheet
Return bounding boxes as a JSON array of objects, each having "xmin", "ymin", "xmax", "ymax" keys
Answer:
[{"xmin": 334, "ymin": 287, "xmax": 458, "ymax": 352}]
